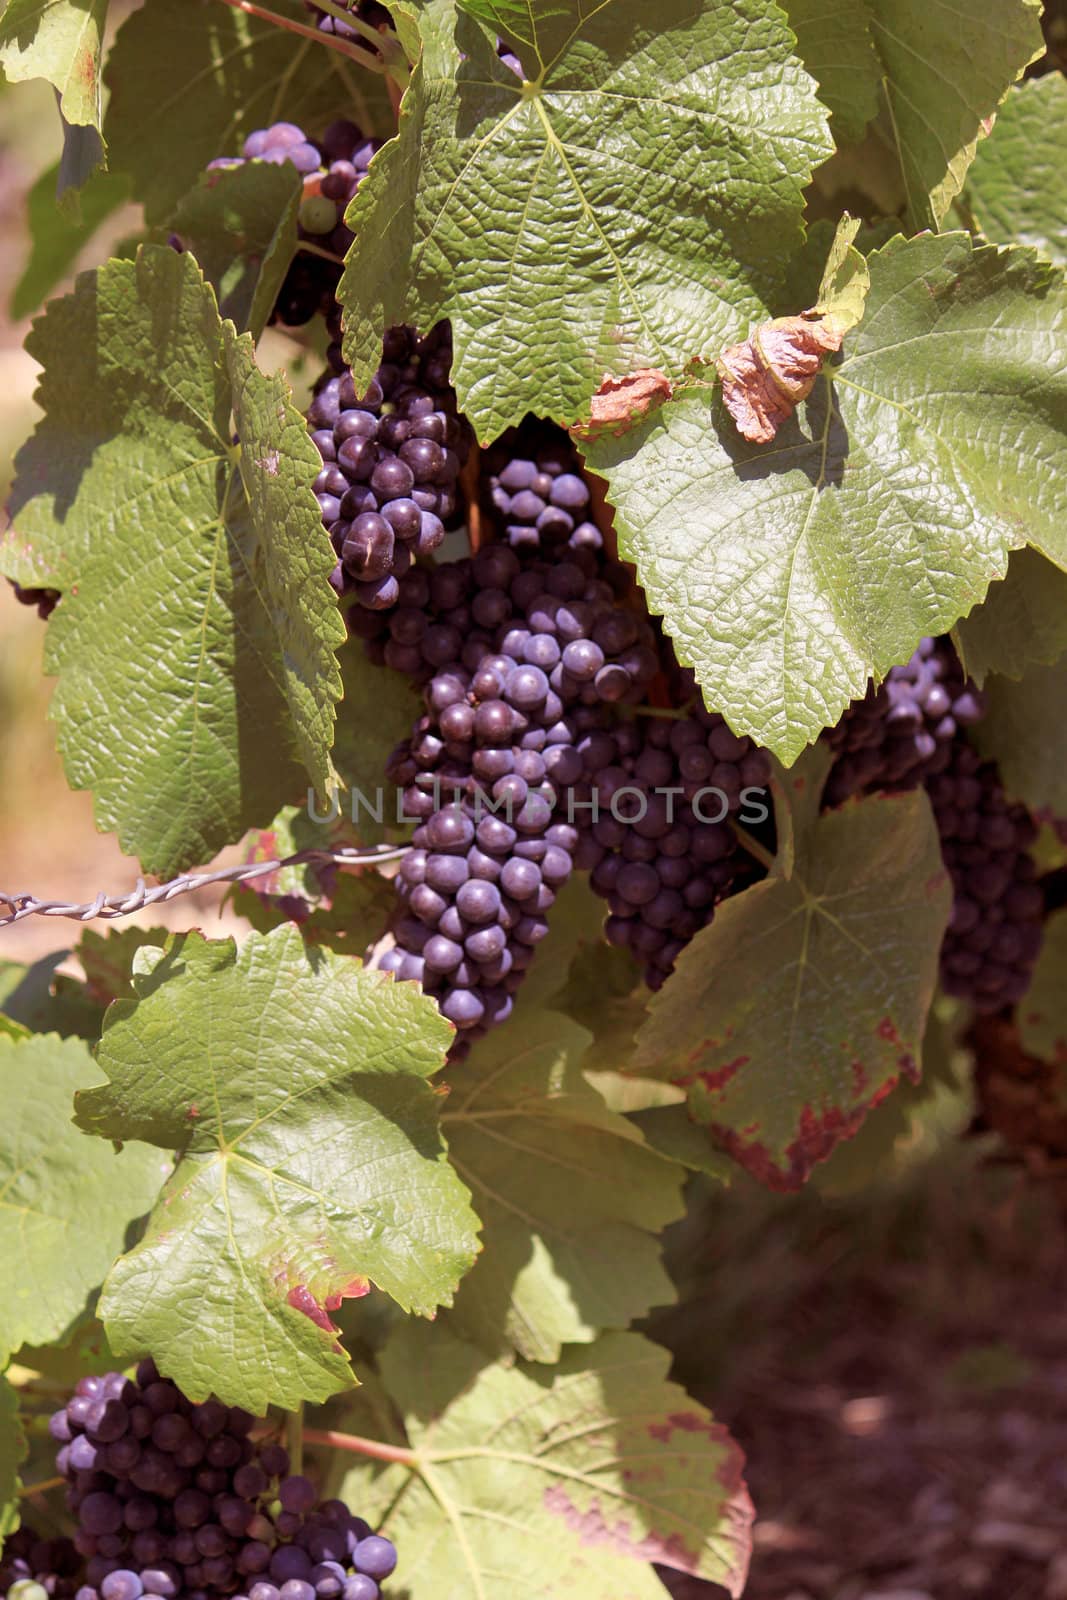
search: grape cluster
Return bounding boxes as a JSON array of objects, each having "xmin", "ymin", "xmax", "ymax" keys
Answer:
[
  {"xmin": 8, "ymin": 579, "xmax": 60, "ymax": 620},
  {"xmin": 1, "ymin": 1528, "xmax": 80, "ymax": 1600},
  {"xmin": 823, "ymin": 636, "xmax": 984, "ymax": 805},
  {"xmin": 207, "ymin": 120, "xmax": 379, "ymax": 325},
  {"xmin": 307, "ymin": 318, "xmax": 469, "ymax": 611},
  {"xmin": 377, "ymin": 537, "xmax": 661, "ymax": 1036},
  {"xmin": 574, "ymin": 704, "xmax": 770, "ymax": 989},
  {"xmin": 483, "ymin": 440, "xmax": 605, "ymax": 558},
  {"xmin": 49, "ymin": 1364, "xmax": 396, "ymax": 1600},
  {"xmin": 927, "ymin": 741, "xmax": 1044, "ymax": 1011}
]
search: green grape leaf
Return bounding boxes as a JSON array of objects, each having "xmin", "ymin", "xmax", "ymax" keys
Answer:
[
  {"xmin": 867, "ymin": 0, "xmax": 1042, "ymax": 229},
  {"xmin": 72, "ymin": 927, "xmax": 170, "ymax": 1009},
  {"xmin": 340, "ymin": 1323, "xmax": 753, "ymax": 1599},
  {"xmin": 970, "ymin": 655, "xmax": 1067, "ymax": 818},
  {"xmin": 10, "ymin": 160, "xmax": 130, "ymax": 321},
  {"xmin": 331, "ymin": 643, "xmax": 423, "ymax": 843},
  {"xmin": 954, "ymin": 547, "xmax": 1067, "ymax": 683},
  {"xmin": 625, "ymin": 1105, "xmax": 735, "ymax": 1180},
  {"xmin": 0, "ymin": 1373, "xmax": 25, "ymax": 1545},
  {"xmin": 814, "ymin": 213, "xmax": 869, "ymax": 336},
  {"xmin": 584, "ymin": 234, "xmax": 1067, "ymax": 762},
  {"xmin": 171, "ymin": 163, "xmax": 303, "ymax": 340},
  {"xmin": 803, "ymin": 0, "xmax": 1043, "ymax": 231},
  {"xmin": 0, "ymin": 952, "xmax": 101, "ymax": 1040},
  {"xmin": 633, "ymin": 760, "xmax": 951, "ymax": 1190},
  {"xmin": 0, "ymin": 0, "xmax": 108, "ymax": 131},
  {"xmin": 965, "ymin": 73, "xmax": 1067, "ymax": 267},
  {"xmin": 103, "ymin": 0, "xmax": 393, "ymax": 226},
  {"xmin": 1018, "ymin": 909, "xmax": 1067, "ymax": 1064},
  {"xmin": 443, "ymin": 1007, "xmax": 684, "ymax": 1362},
  {"xmin": 0, "ymin": 1032, "xmax": 168, "ymax": 1366},
  {"xmin": 783, "ymin": 0, "xmax": 880, "ymax": 145},
  {"xmin": 77, "ymin": 927, "xmax": 478, "ymax": 1412},
  {"xmin": 0, "ymin": 1014, "xmax": 30, "ymax": 1043},
  {"xmin": 513, "ymin": 874, "xmax": 611, "ymax": 1013},
  {"xmin": 2, "ymin": 246, "xmax": 345, "ymax": 877},
  {"xmin": 340, "ymin": 0, "xmax": 832, "ymax": 438}
]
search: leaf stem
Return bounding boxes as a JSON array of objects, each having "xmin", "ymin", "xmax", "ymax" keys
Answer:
[
  {"xmin": 730, "ymin": 820, "xmax": 776, "ymax": 872},
  {"xmin": 302, "ymin": 1427, "xmax": 416, "ymax": 1466},
  {"xmin": 213, "ymin": 0, "xmax": 388, "ymax": 74},
  {"xmin": 17, "ymin": 1476, "xmax": 64, "ymax": 1498}
]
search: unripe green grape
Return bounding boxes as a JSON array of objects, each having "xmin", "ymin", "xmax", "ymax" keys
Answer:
[
  {"xmin": 299, "ymin": 194, "xmax": 339, "ymax": 235},
  {"xmin": 9, "ymin": 1582, "xmax": 50, "ymax": 1600}
]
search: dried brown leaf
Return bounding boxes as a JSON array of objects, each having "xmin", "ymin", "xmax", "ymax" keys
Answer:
[
  {"xmin": 571, "ymin": 368, "xmax": 673, "ymax": 439},
  {"xmin": 717, "ymin": 311, "xmax": 843, "ymax": 443}
]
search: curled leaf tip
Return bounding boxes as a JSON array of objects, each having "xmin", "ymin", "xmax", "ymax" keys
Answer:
[
  {"xmin": 716, "ymin": 311, "xmax": 843, "ymax": 443},
  {"xmin": 572, "ymin": 368, "xmax": 673, "ymax": 439}
]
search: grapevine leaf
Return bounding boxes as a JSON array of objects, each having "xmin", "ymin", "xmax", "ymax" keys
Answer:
[
  {"xmin": 806, "ymin": 0, "xmax": 1043, "ymax": 231},
  {"xmin": 340, "ymin": 0, "xmax": 833, "ymax": 437},
  {"xmin": 965, "ymin": 72, "xmax": 1067, "ymax": 268},
  {"xmin": 783, "ymin": 0, "xmax": 880, "ymax": 145},
  {"xmin": 0, "ymin": 0, "xmax": 108, "ymax": 132},
  {"xmin": 11, "ymin": 160, "xmax": 130, "ymax": 321},
  {"xmin": 331, "ymin": 643, "xmax": 423, "ymax": 843},
  {"xmin": 514, "ymin": 874, "xmax": 611, "ymax": 1012},
  {"xmin": 1018, "ymin": 909, "xmax": 1067, "ymax": 1064},
  {"xmin": 2, "ymin": 246, "xmax": 345, "ymax": 876},
  {"xmin": 443, "ymin": 1008, "xmax": 684, "ymax": 1362},
  {"xmin": 970, "ymin": 655, "xmax": 1067, "ymax": 818},
  {"xmin": 954, "ymin": 548, "xmax": 1067, "ymax": 683},
  {"xmin": 625, "ymin": 1105, "xmax": 735, "ymax": 1180},
  {"xmin": 0, "ymin": 1032, "xmax": 168, "ymax": 1366},
  {"xmin": 633, "ymin": 759, "xmax": 951, "ymax": 1190},
  {"xmin": 0, "ymin": 1374, "xmax": 25, "ymax": 1545},
  {"xmin": 339, "ymin": 1324, "xmax": 753, "ymax": 1599},
  {"xmin": 172, "ymin": 163, "xmax": 303, "ymax": 340},
  {"xmin": 0, "ymin": 954, "xmax": 90, "ymax": 1040},
  {"xmin": 814, "ymin": 214, "xmax": 869, "ymax": 336},
  {"xmin": 77, "ymin": 927, "xmax": 478, "ymax": 1412},
  {"xmin": 584, "ymin": 234, "xmax": 1067, "ymax": 761},
  {"xmin": 0, "ymin": 1015, "xmax": 30, "ymax": 1043},
  {"xmin": 102, "ymin": 0, "xmax": 393, "ymax": 225}
]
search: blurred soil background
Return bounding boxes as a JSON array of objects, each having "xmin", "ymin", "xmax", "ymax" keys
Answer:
[{"xmin": 3, "ymin": 14, "xmax": 1067, "ymax": 1600}]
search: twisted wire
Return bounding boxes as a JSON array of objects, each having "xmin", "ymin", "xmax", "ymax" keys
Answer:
[{"xmin": 0, "ymin": 844, "xmax": 409, "ymax": 929}]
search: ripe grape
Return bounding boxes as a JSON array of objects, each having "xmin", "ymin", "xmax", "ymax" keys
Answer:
[{"xmin": 48, "ymin": 1367, "xmax": 398, "ymax": 1600}]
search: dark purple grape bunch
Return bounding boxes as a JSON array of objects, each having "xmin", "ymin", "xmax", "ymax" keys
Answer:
[
  {"xmin": 484, "ymin": 441, "xmax": 605, "ymax": 559},
  {"xmin": 1, "ymin": 1528, "xmax": 81, "ymax": 1600},
  {"xmin": 8, "ymin": 579, "xmax": 60, "ymax": 620},
  {"xmin": 574, "ymin": 707, "xmax": 770, "ymax": 990},
  {"xmin": 207, "ymin": 120, "xmax": 380, "ymax": 326},
  {"xmin": 307, "ymin": 321, "xmax": 470, "ymax": 610},
  {"xmin": 824, "ymin": 636, "xmax": 984, "ymax": 805},
  {"xmin": 928, "ymin": 741, "xmax": 1044, "ymax": 1011},
  {"xmin": 48, "ymin": 1362, "xmax": 397, "ymax": 1600},
  {"xmin": 377, "ymin": 539, "xmax": 663, "ymax": 1038}
]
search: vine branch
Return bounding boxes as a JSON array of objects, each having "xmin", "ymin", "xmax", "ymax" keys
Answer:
[
  {"xmin": 0, "ymin": 844, "xmax": 410, "ymax": 930},
  {"xmin": 302, "ymin": 1427, "xmax": 416, "ymax": 1466},
  {"xmin": 213, "ymin": 0, "xmax": 388, "ymax": 74}
]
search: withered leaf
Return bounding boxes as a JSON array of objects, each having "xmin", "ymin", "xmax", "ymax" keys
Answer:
[
  {"xmin": 571, "ymin": 368, "xmax": 673, "ymax": 439},
  {"xmin": 717, "ymin": 311, "xmax": 843, "ymax": 443}
]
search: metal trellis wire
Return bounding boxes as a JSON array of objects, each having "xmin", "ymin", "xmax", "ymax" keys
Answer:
[{"xmin": 0, "ymin": 844, "xmax": 410, "ymax": 930}]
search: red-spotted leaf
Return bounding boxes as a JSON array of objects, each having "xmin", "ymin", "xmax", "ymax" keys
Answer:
[
  {"xmin": 633, "ymin": 754, "xmax": 951, "ymax": 1189},
  {"xmin": 75, "ymin": 927, "xmax": 479, "ymax": 1412},
  {"xmin": 337, "ymin": 1323, "xmax": 753, "ymax": 1599}
]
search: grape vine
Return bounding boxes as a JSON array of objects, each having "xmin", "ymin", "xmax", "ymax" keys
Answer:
[{"xmin": 1, "ymin": 2, "xmax": 1065, "ymax": 1597}]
